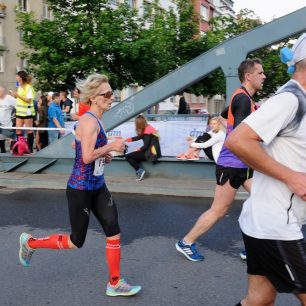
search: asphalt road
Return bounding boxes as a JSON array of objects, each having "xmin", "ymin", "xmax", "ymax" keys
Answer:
[{"xmin": 0, "ymin": 187, "xmax": 300, "ymax": 306}]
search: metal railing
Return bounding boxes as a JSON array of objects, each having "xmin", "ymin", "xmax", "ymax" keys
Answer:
[{"xmin": 146, "ymin": 114, "xmax": 210, "ymax": 121}]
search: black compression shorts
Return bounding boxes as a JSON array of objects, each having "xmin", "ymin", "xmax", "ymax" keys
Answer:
[{"xmin": 66, "ymin": 184, "xmax": 120, "ymax": 248}]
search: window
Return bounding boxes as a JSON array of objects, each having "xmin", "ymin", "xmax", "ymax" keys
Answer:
[
  {"xmin": 21, "ymin": 58, "xmax": 28, "ymax": 69},
  {"xmin": 0, "ymin": 22, "xmax": 3, "ymax": 45},
  {"xmin": 128, "ymin": 0, "xmax": 137, "ymax": 9},
  {"xmin": 42, "ymin": 3, "xmax": 52, "ymax": 19},
  {"xmin": 127, "ymin": 85, "xmax": 137, "ymax": 98},
  {"xmin": 143, "ymin": 1, "xmax": 151, "ymax": 16},
  {"xmin": 200, "ymin": 4, "xmax": 208, "ymax": 21},
  {"xmin": 108, "ymin": 0, "xmax": 119, "ymax": 6},
  {"xmin": 18, "ymin": 0, "xmax": 29, "ymax": 12},
  {"xmin": 0, "ymin": 54, "xmax": 4, "ymax": 72},
  {"xmin": 113, "ymin": 90, "xmax": 121, "ymax": 103},
  {"xmin": 212, "ymin": 0, "xmax": 221, "ymax": 6},
  {"xmin": 19, "ymin": 30, "xmax": 24, "ymax": 42}
]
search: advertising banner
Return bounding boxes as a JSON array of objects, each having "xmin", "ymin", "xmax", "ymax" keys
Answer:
[{"xmin": 66, "ymin": 119, "xmax": 209, "ymax": 157}]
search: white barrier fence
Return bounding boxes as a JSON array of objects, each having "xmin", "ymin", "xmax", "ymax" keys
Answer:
[{"xmin": 2, "ymin": 119, "xmax": 209, "ymax": 157}]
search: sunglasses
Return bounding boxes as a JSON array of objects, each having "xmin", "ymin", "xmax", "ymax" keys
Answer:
[{"xmin": 97, "ymin": 91, "xmax": 113, "ymax": 99}]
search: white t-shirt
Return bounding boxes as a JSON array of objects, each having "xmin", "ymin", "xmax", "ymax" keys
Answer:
[
  {"xmin": 0, "ymin": 94, "xmax": 16, "ymax": 127},
  {"xmin": 239, "ymin": 80, "xmax": 306, "ymax": 241},
  {"xmin": 191, "ymin": 130, "xmax": 225, "ymax": 161}
]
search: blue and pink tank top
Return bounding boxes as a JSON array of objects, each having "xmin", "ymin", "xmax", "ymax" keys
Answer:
[{"xmin": 67, "ymin": 112, "xmax": 107, "ymax": 190}]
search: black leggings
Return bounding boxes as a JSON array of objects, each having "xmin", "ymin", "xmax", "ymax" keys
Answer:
[
  {"xmin": 0, "ymin": 139, "xmax": 5, "ymax": 153},
  {"xmin": 125, "ymin": 150, "xmax": 146, "ymax": 171},
  {"xmin": 195, "ymin": 132, "xmax": 214, "ymax": 161},
  {"xmin": 66, "ymin": 184, "xmax": 120, "ymax": 248},
  {"xmin": 39, "ymin": 131, "xmax": 49, "ymax": 149}
]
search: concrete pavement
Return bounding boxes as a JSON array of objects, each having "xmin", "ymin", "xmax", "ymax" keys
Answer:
[
  {"xmin": 0, "ymin": 171, "xmax": 249, "ymax": 199},
  {"xmin": 0, "ymin": 189, "xmax": 297, "ymax": 306}
]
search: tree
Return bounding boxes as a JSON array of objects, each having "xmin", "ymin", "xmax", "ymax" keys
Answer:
[
  {"xmin": 185, "ymin": 9, "xmax": 263, "ymax": 97},
  {"xmin": 16, "ymin": 0, "xmax": 141, "ymax": 91},
  {"xmin": 16, "ymin": 0, "xmax": 201, "ymax": 92},
  {"xmin": 187, "ymin": 9, "xmax": 294, "ymax": 100},
  {"xmin": 16, "ymin": 3, "xmax": 293, "ymax": 98}
]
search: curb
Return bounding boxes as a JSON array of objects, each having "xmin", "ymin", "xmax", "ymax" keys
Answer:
[{"xmin": 0, "ymin": 172, "xmax": 248, "ymax": 200}]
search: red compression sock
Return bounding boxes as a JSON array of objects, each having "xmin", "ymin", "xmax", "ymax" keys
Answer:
[
  {"xmin": 28, "ymin": 234, "xmax": 70, "ymax": 249},
  {"xmin": 106, "ymin": 238, "xmax": 121, "ymax": 285}
]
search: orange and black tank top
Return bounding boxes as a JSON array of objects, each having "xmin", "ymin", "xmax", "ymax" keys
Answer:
[{"xmin": 217, "ymin": 87, "xmax": 256, "ymax": 168}]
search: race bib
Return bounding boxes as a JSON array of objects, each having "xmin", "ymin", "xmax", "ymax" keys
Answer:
[{"xmin": 93, "ymin": 157, "xmax": 105, "ymax": 176}]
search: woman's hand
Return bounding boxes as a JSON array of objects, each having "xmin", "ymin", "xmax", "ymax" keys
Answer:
[
  {"xmin": 105, "ymin": 153, "xmax": 113, "ymax": 164},
  {"xmin": 9, "ymin": 90, "xmax": 18, "ymax": 98},
  {"xmin": 110, "ymin": 138, "xmax": 125, "ymax": 153}
]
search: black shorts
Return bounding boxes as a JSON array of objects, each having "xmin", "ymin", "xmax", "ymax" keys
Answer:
[
  {"xmin": 215, "ymin": 165, "xmax": 253, "ymax": 189},
  {"xmin": 242, "ymin": 232, "xmax": 306, "ymax": 293},
  {"xmin": 16, "ymin": 115, "xmax": 34, "ymax": 119}
]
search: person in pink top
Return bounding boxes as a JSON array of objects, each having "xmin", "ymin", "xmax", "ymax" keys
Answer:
[{"xmin": 125, "ymin": 114, "xmax": 161, "ymax": 181}]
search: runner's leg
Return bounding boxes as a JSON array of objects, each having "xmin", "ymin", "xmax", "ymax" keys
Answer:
[
  {"xmin": 241, "ymin": 274, "xmax": 276, "ymax": 306},
  {"xmin": 91, "ymin": 185, "xmax": 121, "ymax": 285},
  {"xmin": 184, "ymin": 181, "xmax": 237, "ymax": 244}
]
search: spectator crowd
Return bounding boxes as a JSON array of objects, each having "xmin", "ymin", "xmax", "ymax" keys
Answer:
[{"xmin": 0, "ymin": 70, "xmax": 86, "ymax": 154}]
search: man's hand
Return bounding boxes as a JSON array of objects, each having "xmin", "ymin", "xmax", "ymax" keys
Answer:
[{"xmin": 285, "ymin": 172, "xmax": 306, "ymax": 201}]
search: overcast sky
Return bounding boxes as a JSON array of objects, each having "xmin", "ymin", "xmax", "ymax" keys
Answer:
[{"xmin": 233, "ymin": 0, "xmax": 305, "ymax": 22}]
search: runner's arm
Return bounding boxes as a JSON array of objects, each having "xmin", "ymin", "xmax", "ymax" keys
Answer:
[
  {"xmin": 79, "ymin": 116, "xmax": 124, "ymax": 164},
  {"xmin": 231, "ymin": 94, "xmax": 251, "ymax": 128}
]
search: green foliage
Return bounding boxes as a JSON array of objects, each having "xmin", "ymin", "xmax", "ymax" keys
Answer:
[
  {"xmin": 16, "ymin": 0, "xmax": 141, "ymax": 91},
  {"xmin": 16, "ymin": 0, "xmax": 202, "ymax": 92},
  {"xmin": 16, "ymin": 3, "xmax": 292, "ymax": 98},
  {"xmin": 187, "ymin": 9, "xmax": 293, "ymax": 98}
]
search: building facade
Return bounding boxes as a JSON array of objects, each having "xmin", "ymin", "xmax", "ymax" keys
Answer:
[
  {"xmin": 0, "ymin": 0, "xmax": 51, "ymax": 90},
  {"xmin": 192, "ymin": 0, "xmax": 235, "ymax": 35},
  {"xmin": 211, "ymin": 0, "xmax": 235, "ymax": 18},
  {"xmin": 0, "ymin": 0, "xmax": 230, "ymax": 113},
  {"xmin": 189, "ymin": 0, "xmax": 234, "ymax": 113}
]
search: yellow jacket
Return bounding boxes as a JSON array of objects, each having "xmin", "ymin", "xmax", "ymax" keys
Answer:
[{"xmin": 16, "ymin": 84, "xmax": 35, "ymax": 117}]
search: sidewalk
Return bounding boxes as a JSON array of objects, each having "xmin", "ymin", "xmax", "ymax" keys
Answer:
[{"xmin": 0, "ymin": 172, "xmax": 248, "ymax": 199}]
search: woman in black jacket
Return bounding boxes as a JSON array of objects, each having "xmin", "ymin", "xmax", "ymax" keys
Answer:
[
  {"xmin": 125, "ymin": 115, "xmax": 161, "ymax": 181},
  {"xmin": 34, "ymin": 95, "xmax": 48, "ymax": 150}
]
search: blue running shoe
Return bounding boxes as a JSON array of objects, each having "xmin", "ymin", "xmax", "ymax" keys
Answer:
[
  {"xmin": 19, "ymin": 233, "xmax": 35, "ymax": 267},
  {"xmin": 136, "ymin": 168, "xmax": 145, "ymax": 181},
  {"xmin": 176, "ymin": 240, "xmax": 204, "ymax": 262},
  {"xmin": 240, "ymin": 249, "xmax": 247, "ymax": 260},
  {"xmin": 106, "ymin": 279, "xmax": 141, "ymax": 297}
]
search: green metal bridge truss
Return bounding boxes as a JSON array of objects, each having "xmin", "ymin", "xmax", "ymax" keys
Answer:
[{"xmin": 1, "ymin": 7, "xmax": 306, "ymax": 175}]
